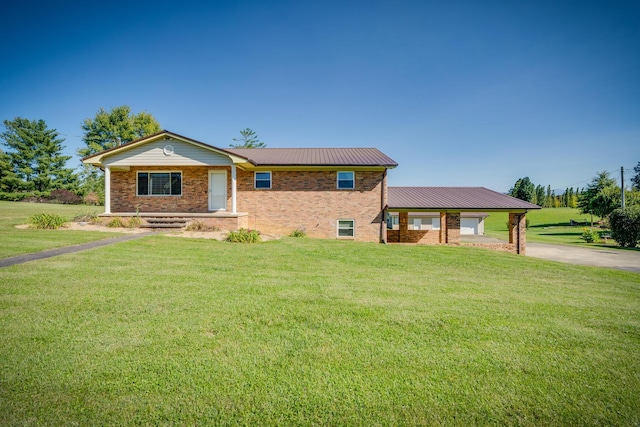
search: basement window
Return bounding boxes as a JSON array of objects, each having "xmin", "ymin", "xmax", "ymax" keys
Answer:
[
  {"xmin": 337, "ymin": 219, "xmax": 355, "ymax": 238},
  {"xmin": 337, "ymin": 171, "xmax": 354, "ymax": 189},
  {"xmin": 137, "ymin": 172, "xmax": 182, "ymax": 196},
  {"xmin": 255, "ymin": 171, "xmax": 272, "ymax": 189}
]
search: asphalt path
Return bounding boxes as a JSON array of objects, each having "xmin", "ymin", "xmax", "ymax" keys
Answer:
[
  {"xmin": 527, "ymin": 242, "xmax": 640, "ymax": 273},
  {"xmin": 0, "ymin": 233, "xmax": 152, "ymax": 268}
]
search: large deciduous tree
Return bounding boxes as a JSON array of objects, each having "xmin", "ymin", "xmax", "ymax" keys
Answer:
[
  {"xmin": 78, "ymin": 106, "xmax": 161, "ymax": 200},
  {"xmin": 0, "ymin": 118, "xmax": 78, "ymax": 193},
  {"xmin": 577, "ymin": 171, "xmax": 619, "ymax": 221},
  {"xmin": 78, "ymin": 105, "xmax": 161, "ymax": 158},
  {"xmin": 230, "ymin": 128, "xmax": 266, "ymax": 148},
  {"xmin": 508, "ymin": 177, "xmax": 535, "ymax": 202}
]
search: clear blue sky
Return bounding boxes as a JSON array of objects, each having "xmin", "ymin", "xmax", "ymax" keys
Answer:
[{"xmin": 1, "ymin": 0, "xmax": 638, "ymax": 192}]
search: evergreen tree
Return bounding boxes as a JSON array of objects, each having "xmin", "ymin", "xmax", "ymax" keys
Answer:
[
  {"xmin": 535, "ymin": 185, "xmax": 545, "ymax": 207},
  {"xmin": 230, "ymin": 128, "xmax": 266, "ymax": 148},
  {"xmin": 632, "ymin": 162, "xmax": 640, "ymax": 190},
  {"xmin": 545, "ymin": 185, "xmax": 553, "ymax": 208},
  {"xmin": 578, "ymin": 171, "xmax": 619, "ymax": 220},
  {"xmin": 1, "ymin": 118, "xmax": 78, "ymax": 192}
]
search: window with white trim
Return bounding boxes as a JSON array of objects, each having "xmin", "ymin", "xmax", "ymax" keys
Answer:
[
  {"xmin": 137, "ymin": 172, "xmax": 182, "ymax": 196},
  {"xmin": 255, "ymin": 171, "xmax": 272, "ymax": 189},
  {"xmin": 337, "ymin": 171, "xmax": 354, "ymax": 189},
  {"xmin": 337, "ymin": 219, "xmax": 355, "ymax": 238}
]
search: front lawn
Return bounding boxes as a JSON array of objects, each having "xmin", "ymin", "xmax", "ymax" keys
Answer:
[
  {"xmin": 0, "ymin": 201, "xmax": 117, "ymax": 258},
  {"xmin": 1, "ymin": 236, "xmax": 638, "ymax": 425}
]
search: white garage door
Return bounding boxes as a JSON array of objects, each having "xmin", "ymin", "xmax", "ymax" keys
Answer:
[{"xmin": 460, "ymin": 218, "xmax": 478, "ymax": 235}]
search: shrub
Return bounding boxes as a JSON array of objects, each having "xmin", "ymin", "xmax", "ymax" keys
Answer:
[
  {"xmin": 226, "ymin": 228, "xmax": 261, "ymax": 243},
  {"xmin": 73, "ymin": 211, "xmax": 99, "ymax": 223},
  {"xmin": 609, "ymin": 207, "xmax": 640, "ymax": 248},
  {"xmin": 128, "ymin": 216, "xmax": 142, "ymax": 228},
  {"xmin": 28, "ymin": 212, "xmax": 67, "ymax": 229},
  {"xmin": 581, "ymin": 228, "xmax": 601, "ymax": 243},
  {"xmin": 289, "ymin": 227, "xmax": 307, "ymax": 237},
  {"xmin": 49, "ymin": 189, "xmax": 82, "ymax": 205},
  {"xmin": 83, "ymin": 192, "xmax": 100, "ymax": 205},
  {"xmin": 185, "ymin": 220, "xmax": 220, "ymax": 232},
  {"xmin": 106, "ymin": 217, "xmax": 126, "ymax": 228}
]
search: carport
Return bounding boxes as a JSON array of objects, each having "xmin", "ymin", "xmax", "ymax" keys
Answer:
[{"xmin": 385, "ymin": 187, "xmax": 541, "ymax": 255}]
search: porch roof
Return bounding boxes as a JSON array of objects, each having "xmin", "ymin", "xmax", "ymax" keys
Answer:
[{"xmin": 387, "ymin": 187, "xmax": 541, "ymax": 211}]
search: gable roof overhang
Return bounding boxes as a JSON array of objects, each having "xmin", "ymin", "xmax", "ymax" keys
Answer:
[
  {"xmin": 387, "ymin": 187, "xmax": 541, "ymax": 213},
  {"xmin": 81, "ymin": 130, "xmax": 250, "ymax": 167}
]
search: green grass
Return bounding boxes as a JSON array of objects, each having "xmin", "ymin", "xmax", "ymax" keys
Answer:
[
  {"xmin": 484, "ymin": 207, "xmax": 617, "ymax": 247},
  {"xmin": 0, "ymin": 201, "xmax": 118, "ymax": 258},
  {"xmin": 1, "ymin": 234, "xmax": 639, "ymax": 425}
]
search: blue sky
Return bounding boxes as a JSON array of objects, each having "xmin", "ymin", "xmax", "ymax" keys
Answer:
[{"xmin": 1, "ymin": 0, "xmax": 638, "ymax": 192}]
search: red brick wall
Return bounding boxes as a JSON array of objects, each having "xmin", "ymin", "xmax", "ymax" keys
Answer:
[
  {"xmin": 236, "ymin": 170, "xmax": 385, "ymax": 242},
  {"xmin": 110, "ymin": 167, "xmax": 385, "ymax": 242},
  {"xmin": 111, "ymin": 166, "xmax": 231, "ymax": 213}
]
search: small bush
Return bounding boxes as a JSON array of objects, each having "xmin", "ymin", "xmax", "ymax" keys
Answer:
[
  {"xmin": 289, "ymin": 227, "xmax": 307, "ymax": 237},
  {"xmin": 581, "ymin": 228, "xmax": 601, "ymax": 243},
  {"xmin": 83, "ymin": 192, "xmax": 101, "ymax": 205},
  {"xmin": 226, "ymin": 228, "xmax": 261, "ymax": 243},
  {"xmin": 73, "ymin": 211, "xmax": 99, "ymax": 223},
  {"xmin": 49, "ymin": 189, "xmax": 82, "ymax": 205},
  {"xmin": 106, "ymin": 217, "xmax": 126, "ymax": 228},
  {"xmin": 28, "ymin": 212, "xmax": 67, "ymax": 229},
  {"xmin": 185, "ymin": 220, "xmax": 220, "ymax": 232},
  {"xmin": 609, "ymin": 207, "xmax": 640, "ymax": 248},
  {"xmin": 128, "ymin": 216, "xmax": 143, "ymax": 228}
]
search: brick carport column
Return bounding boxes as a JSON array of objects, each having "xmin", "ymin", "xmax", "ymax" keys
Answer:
[
  {"xmin": 446, "ymin": 211, "xmax": 461, "ymax": 244},
  {"xmin": 508, "ymin": 212, "xmax": 527, "ymax": 255},
  {"xmin": 399, "ymin": 212, "xmax": 409, "ymax": 243}
]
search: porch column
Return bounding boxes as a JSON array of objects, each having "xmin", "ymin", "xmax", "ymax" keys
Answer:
[
  {"xmin": 509, "ymin": 212, "xmax": 526, "ymax": 255},
  {"xmin": 104, "ymin": 166, "xmax": 111, "ymax": 214},
  {"xmin": 439, "ymin": 212, "xmax": 447, "ymax": 243},
  {"xmin": 231, "ymin": 164, "xmax": 237, "ymax": 214}
]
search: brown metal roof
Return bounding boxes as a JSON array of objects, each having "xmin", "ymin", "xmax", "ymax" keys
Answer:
[
  {"xmin": 226, "ymin": 147, "xmax": 398, "ymax": 167},
  {"xmin": 388, "ymin": 187, "xmax": 541, "ymax": 210}
]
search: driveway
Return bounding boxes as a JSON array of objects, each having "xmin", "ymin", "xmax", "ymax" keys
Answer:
[{"xmin": 526, "ymin": 243, "xmax": 640, "ymax": 273}]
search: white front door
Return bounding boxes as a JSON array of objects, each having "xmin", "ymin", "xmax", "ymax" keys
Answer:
[{"xmin": 208, "ymin": 171, "xmax": 227, "ymax": 211}]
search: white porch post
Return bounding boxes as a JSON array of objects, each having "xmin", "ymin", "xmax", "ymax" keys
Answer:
[
  {"xmin": 231, "ymin": 164, "xmax": 237, "ymax": 214},
  {"xmin": 104, "ymin": 166, "xmax": 111, "ymax": 214}
]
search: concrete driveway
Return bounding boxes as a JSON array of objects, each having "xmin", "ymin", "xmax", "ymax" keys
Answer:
[{"xmin": 526, "ymin": 243, "xmax": 640, "ymax": 273}]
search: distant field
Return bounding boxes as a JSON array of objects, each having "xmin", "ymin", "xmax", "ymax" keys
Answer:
[
  {"xmin": 0, "ymin": 201, "xmax": 113, "ymax": 258},
  {"xmin": 484, "ymin": 208, "xmax": 612, "ymax": 246}
]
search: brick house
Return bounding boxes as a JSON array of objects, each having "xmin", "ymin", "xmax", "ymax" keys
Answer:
[{"xmin": 82, "ymin": 130, "xmax": 539, "ymax": 252}]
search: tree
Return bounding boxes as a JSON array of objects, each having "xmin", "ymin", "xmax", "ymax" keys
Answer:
[
  {"xmin": 508, "ymin": 177, "xmax": 535, "ymax": 202},
  {"xmin": 230, "ymin": 128, "xmax": 266, "ymax": 148},
  {"xmin": 78, "ymin": 106, "xmax": 161, "ymax": 200},
  {"xmin": 534, "ymin": 185, "xmax": 545, "ymax": 207},
  {"xmin": 78, "ymin": 105, "xmax": 161, "ymax": 158},
  {"xmin": 632, "ymin": 162, "xmax": 640, "ymax": 190},
  {"xmin": 577, "ymin": 171, "xmax": 619, "ymax": 222},
  {"xmin": 609, "ymin": 206, "xmax": 640, "ymax": 247},
  {"xmin": 1, "ymin": 118, "xmax": 78, "ymax": 193}
]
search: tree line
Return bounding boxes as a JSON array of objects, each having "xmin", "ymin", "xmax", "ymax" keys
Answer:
[
  {"xmin": 508, "ymin": 177, "xmax": 581, "ymax": 208},
  {"xmin": 0, "ymin": 105, "xmax": 264, "ymax": 204}
]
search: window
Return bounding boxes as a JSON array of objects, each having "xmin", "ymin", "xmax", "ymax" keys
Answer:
[
  {"xmin": 255, "ymin": 171, "xmax": 272, "ymax": 189},
  {"xmin": 337, "ymin": 171, "xmax": 354, "ymax": 189},
  {"xmin": 137, "ymin": 172, "xmax": 182, "ymax": 196},
  {"xmin": 338, "ymin": 219, "xmax": 355, "ymax": 238}
]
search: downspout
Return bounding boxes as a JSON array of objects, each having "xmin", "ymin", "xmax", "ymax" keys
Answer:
[{"xmin": 380, "ymin": 168, "xmax": 387, "ymax": 244}]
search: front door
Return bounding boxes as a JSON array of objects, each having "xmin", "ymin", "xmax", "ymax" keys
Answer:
[{"xmin": 208, "ymin": 171, "xmax": 227, "ymax": 211}]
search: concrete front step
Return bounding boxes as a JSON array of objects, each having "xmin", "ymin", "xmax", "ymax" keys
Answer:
[
  {"xmin": 141, "ymin": 223, "xmax": 187, "ymax": 229},
  {"xmin": 142, "ymin": 217, "xmax": 190, "ymax": 229}
]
